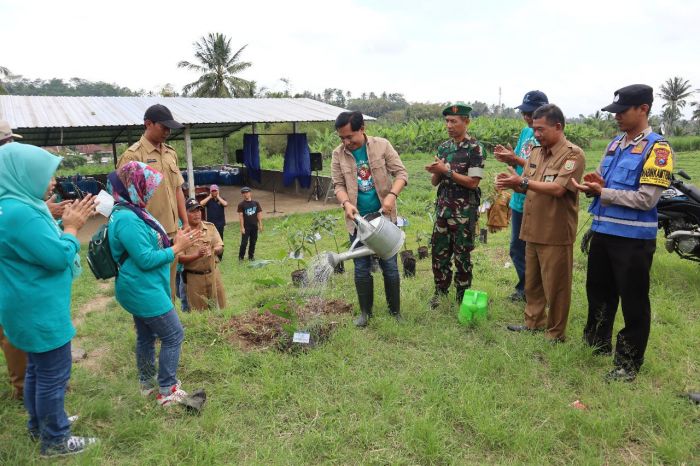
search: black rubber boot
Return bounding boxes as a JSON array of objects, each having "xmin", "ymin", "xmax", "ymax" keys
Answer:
[
  {"xmin": 354, "ymin": 277, "xmax": 374, "ymax": 328},
  {"xmin": 456, "ymin": 287, "xmax": 468, "ymax": 305},
  {"xmin": 384, "ymin": 277, "xmax": 402, "ymax": 322}
]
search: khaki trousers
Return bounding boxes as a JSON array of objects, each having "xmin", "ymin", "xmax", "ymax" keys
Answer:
[
  {"xmin": 186, "ymin": 269, "xmax": 226, "ymax": 311},
  {"xmin": 524, "ymin": 242, "xmax": 574, "ymax": 340},
  {"xmin": 0, "ymin": 325, "xmax": 27, "ymax": 400},
  {"xmin": 170, "ymin": 259, "xmax": 178, "ymax": 305}
]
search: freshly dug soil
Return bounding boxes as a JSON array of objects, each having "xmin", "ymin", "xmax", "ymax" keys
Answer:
[
  {"xmin": 225, "ymin": 297, "xmax": 353, "ymax": 351},
  {"xmin": 225, "ymin": 310, "xmax": 289, "ymax": 350}
]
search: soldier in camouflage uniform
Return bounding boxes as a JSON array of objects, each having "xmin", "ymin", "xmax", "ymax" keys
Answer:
[{"xmin": 425, "ymin": 103, "xmax": 485, "ymax": 307}]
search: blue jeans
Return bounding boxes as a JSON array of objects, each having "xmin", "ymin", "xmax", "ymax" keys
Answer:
[
  {"xmin": 510, "ymin": 209, "xmax": 526, "ymax": 294},
  {"xmin": 349, "ymin": 233, "xmax": 400, "ymax": 282},
  {"xmin": 24, "ymin": 341, "xmax": 72, "ymax": 448},
  {"xmin": 176, "ymin": 271, "xmax": 189, "ymax": 312},
  {"xmin": 132, "ymin": 309, "xmax": 184, "ymax": 393}
]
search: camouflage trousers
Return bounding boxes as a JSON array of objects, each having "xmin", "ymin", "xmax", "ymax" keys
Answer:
[{"xmin": 431, "ymin": 216, "xmax": 475, "ymax": 292}]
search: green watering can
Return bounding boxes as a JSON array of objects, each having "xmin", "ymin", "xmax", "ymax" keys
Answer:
[{"xmin": 458, "ymin": 290, "xmax": 488, "ymax": 324}]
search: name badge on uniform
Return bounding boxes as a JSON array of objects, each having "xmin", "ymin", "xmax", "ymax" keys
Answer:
[
  {"xmin": 544, "ymin": 175, "xmax": 556, "ymax": 182},
  {"xmin": 147, "ymin": 158, "xmax": 157, "ymax": 163}
]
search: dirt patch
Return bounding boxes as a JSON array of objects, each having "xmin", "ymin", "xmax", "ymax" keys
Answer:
[
  {"xmin": 224, "ymin": 297, "xmax": 353, "ymax": 351},
  {"xmin": 296, "ymin": 297, "xmax": 353, "ymax": 320},
  {"xmin": 225, "ymin": 311, "xmax": 290, "ymax": 350},
  {"xmin": 73, "ymin": 295, "xmax": 113, "ymax": 327},
  {"xmin": 75, "ymin": 346, "xmax": 110, "ymax": 373}
]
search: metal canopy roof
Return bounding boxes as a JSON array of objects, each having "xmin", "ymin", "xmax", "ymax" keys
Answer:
[{"xmin": 0, "ymin": 96, "xmax": 366, "ymax": 146}]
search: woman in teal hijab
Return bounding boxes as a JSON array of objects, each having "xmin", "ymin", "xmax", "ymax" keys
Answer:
[{"xmin": 0, "ymin": 142, "xmax": 98, "ymax": 457}]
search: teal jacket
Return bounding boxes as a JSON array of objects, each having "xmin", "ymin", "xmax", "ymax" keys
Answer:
[
  {"xmin": 0, "ymin": 199, "xmax": 79, "ymax": 353},
  {"xmin": 109, "ymin": 207, "xmax": 175, "ymax": 318}
]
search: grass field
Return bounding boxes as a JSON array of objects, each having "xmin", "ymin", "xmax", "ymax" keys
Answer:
[{"xmin": 2, "ymin": 144, "xmax": 700, "ymax": 465}]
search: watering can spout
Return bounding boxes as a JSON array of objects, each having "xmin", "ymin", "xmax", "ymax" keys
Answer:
[{"xmin": 326, "ymin": 247, "xmax": 374, "ymax": 266}]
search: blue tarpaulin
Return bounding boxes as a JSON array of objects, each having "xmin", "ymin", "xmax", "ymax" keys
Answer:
[
  {"xmin": 283, "ymin": 133, "xmax": 311, "ymax": 188},
  {"xmin": 243, "ymin": 134, "xmax": 261, "ymax": 183}
]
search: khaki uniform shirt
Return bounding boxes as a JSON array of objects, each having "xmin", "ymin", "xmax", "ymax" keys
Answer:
[
  {"xmin": 520, "ymin": 137, "xmax": 585, "ymax": 246},
  {"xmin": 331, "ymin": 136, "xmax": 409, "ymax": 233},
  {"xmin": 117, "ymin": 135, "xmax": 184, "ymax": 236},
  {"xmin": 183, "ymin": 221, "xmax": 224, "ymax": 273}
]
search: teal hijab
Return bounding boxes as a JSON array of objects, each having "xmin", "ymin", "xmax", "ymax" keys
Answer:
[
  {"xmin": 0, "ymin": 142, "xmax": 82, "ymax": 277},
  {"xmin": 0, "ymin": 142, "xmax": 60, "ymax": 221}
]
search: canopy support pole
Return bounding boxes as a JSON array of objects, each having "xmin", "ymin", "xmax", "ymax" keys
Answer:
[
  {"xmin": 222, "ymin": 137, "xmax": 228, "ymax": 165},
  {"xmin": 185, "ymin": 125, "xmax": 195, "ymax": 198}
]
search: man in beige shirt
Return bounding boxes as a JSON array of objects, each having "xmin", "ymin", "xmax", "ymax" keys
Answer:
[
  {"xmin": 496, "ymin": 104, "xmax": 585, "ymax": 342},
  {"xmin": 331, "ymin": 111, "xmax": 408, "ymax": 327},
  {"xmin": 117, "ymin": 104, "xmax": 189, "ymax": 300}
]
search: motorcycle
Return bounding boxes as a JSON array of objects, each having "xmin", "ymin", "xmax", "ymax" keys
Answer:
[{"xmin": 657, "ymin": 169, "xmax": 700, "ymax": 262}]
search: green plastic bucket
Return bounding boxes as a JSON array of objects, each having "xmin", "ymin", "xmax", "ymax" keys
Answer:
[{"xmin": 458, "ymin": 290, "xmax": 488, "ymax": 324}]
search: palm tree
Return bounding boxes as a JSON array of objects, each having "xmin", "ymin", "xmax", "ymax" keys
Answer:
[
  {"xmin": 0, "ymin": 66, "xmax": 10, "ymax": 94},
  {"xmin": 691, "ymin": 95, "xmax": 700, "ymax": 131},
  {"xmin": 178, "ymin": 33, "xmax": 252, "ymax": 97},
  {"xmin": 658, "ymin": 77, "xmax": 694, "ymax": 134}
]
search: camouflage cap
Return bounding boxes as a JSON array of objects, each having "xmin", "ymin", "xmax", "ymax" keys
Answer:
[{"xmin": 442, "ymin": 103, "xmax": 472, "ymax": 117}]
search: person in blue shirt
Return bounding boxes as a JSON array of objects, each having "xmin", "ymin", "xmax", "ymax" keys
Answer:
[
  {"xmin": 0, "ymin": 142, "xmax": 98, "ymax": 457},
  {"xmin": 494, "ymin": 90, "xmax": 549, "ymax": 302},
  {"xmin": 107, "ymin": 162, "xmax": 199, "ymax": 406}
]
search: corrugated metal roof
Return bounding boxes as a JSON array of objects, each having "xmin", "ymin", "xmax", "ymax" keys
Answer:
[{"xmin": 0, "ymin": 96, "xmax": 370, "ymax": 146}]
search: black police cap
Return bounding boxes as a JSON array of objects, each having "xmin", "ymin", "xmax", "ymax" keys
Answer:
[
  {"xmin": 144, "ymin": 104, "xmax": 184, "ymax": 129},
  {"xmin": 601, "ymin": 84, "xmax": 653, "ymax": 113}
]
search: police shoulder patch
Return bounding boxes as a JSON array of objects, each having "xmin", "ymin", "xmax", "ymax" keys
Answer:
[
  {"xmin": 564, "ymin": 160, "xmax": 576, "ymax": 171},
  {"xmin": 651, "ymin": 142, "xmax": 671, "ymax": 167}
]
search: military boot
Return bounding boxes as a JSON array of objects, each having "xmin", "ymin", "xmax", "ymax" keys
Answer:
[
  {"xmin": 354, "ymin": 278, "xmax": 374, "ymax": 328},
  {"xmin": 384, "ymin": 277, "xmax": 402, "ymax": 322},
  {"xmin": 456, "ymin": 287, "xmax": 468, "ymax": 305}
]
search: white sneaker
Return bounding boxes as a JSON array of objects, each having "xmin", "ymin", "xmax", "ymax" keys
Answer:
[
  {"xmin": 40, "ymin": 436, "xmax": 98, "ymax": 457},
  {"xmin": 156, "ymin": 381, "xmax": 188, "ymax": 407}
]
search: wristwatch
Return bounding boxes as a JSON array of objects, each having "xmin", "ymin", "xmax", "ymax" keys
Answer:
[
  {"xmin": 519, "ymin": 177, "xmax": 529, "ymax": 191},
  {"xmin": 445, "ymin": 169, "xmax": 454, "ymax": 179}
]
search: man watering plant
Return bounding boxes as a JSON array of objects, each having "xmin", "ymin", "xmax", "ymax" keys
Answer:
[{"xmin": 331, "ymin": 111, "xmax": 408, "ymax": 327}]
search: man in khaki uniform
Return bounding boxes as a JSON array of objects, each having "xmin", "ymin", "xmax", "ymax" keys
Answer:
[
  {"xmin": 117, "ymin": 104, "xmax": 189, "ymax": 300},
  {"xmin": 496, "ymin": 104, "xmax": 585, "ymax": 341},
  {"xmin": 178, "ymin": 198, "xmax": 226, "ymax": 311}
]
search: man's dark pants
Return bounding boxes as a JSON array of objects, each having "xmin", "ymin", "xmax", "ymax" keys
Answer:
[
  {"xmin": 583, "ymin": 232, "xmax": 656, "ymax": 371},
  {"xmin": 239, "ymin": 227, "xmax": 258, "ymax": 260}
]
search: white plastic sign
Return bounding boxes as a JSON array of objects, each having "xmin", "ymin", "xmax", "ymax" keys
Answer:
[{"xmin": 292, "ymin": 332, "xmax": 311, "ymax": 344}]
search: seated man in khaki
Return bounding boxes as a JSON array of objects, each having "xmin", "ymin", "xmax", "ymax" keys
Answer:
[{"xmin": 178, "ymin": 198, "xmax": 226, "ymax": 310}]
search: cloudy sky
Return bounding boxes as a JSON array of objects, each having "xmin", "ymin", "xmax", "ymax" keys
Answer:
[{"xmin": 2, "ymin": 0, "xmax": 698, "ymax": 117}]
